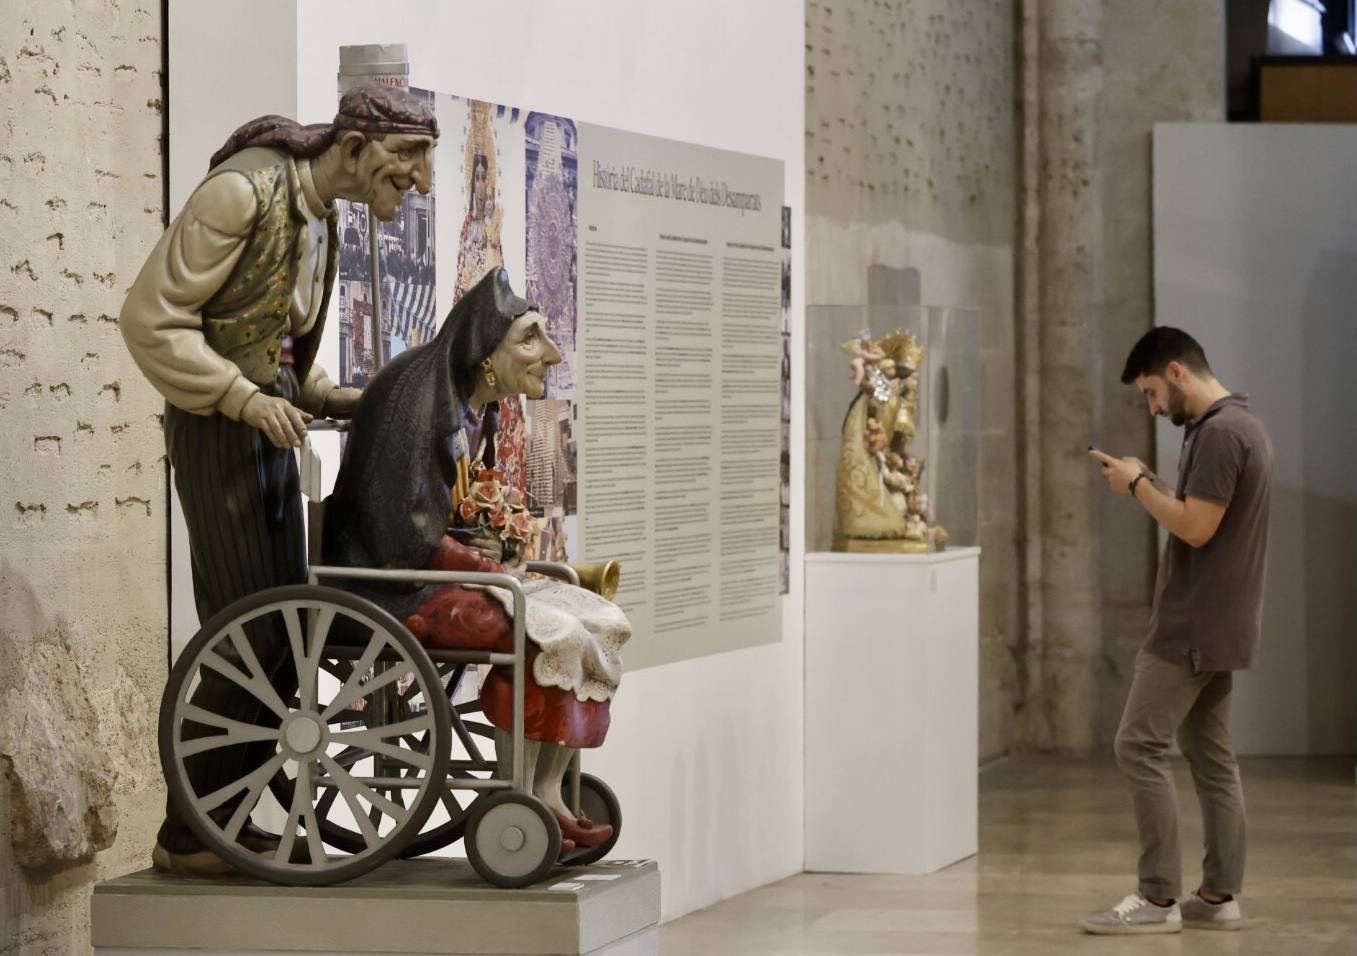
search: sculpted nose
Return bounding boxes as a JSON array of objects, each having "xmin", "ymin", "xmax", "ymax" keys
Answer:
[
  {"xmin": 543, "ymin": 332, "xmax": 563, "ymax": 366},
  {"xmin": 411, "ymin": 155, "xmax": 433, "ymax": 195}
]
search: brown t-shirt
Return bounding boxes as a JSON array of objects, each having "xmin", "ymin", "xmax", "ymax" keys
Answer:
[{"xmin": 1146, "ymin": 394, "xmax": 1274, "ymax": 671}]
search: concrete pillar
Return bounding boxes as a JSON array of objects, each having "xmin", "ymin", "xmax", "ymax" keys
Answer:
[{"xmin": 1016, "ymin": 0, "xmax": 1224, "ymax": 751}]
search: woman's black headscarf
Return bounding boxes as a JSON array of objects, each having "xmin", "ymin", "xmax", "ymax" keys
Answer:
[{"xmin": 322, "ymin": 268, "xmax": 533, "ymax": 575}]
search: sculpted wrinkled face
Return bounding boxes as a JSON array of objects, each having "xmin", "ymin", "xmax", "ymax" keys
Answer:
[
  {"xmin": 488, "ymin": 311, "xmax": 562, "ymax": 400},
  {"xmin": 351, "ymin": 132, "xmax": 435, "ymax": 221}
]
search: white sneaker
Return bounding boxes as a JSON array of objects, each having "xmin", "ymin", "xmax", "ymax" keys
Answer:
[
  {"xmin": 1079, "ymin": 892, "xmax": 1183, "ymax": 935},
  {"xmin": 1180, "ymin": 890, "xmax": 1243, "ymax": 931}
]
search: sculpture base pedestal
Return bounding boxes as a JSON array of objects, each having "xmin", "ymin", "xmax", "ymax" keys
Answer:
[
  {"xmin": 92, "ymin": 858, "xmax": 659, "ymax": 956},
  {"xmin": 804, "ymin": 548, "xmax": 979, "ymax": 874},
  {"xmin": 832, "ymin": 536, "xmax": 930, "ymax": 554}
]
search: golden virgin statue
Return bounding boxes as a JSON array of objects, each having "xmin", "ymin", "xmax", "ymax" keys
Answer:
[{"xmin": 833, "ymin": 329, "xmax": 942, "ymax": 552}]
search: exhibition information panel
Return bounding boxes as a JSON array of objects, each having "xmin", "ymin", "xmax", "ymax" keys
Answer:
[{"xmin": 577, "ymin": 124, "xmax": 783, "ymax": 667}]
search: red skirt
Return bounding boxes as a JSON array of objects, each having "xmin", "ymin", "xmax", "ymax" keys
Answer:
[{"xmin": 402, "ymin": 537, "xmax": 611, "ymax": 749}]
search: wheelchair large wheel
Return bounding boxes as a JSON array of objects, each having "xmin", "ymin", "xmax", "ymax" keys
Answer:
[
  {"xmin": 160, "ymin": 584, "xmax": 451, "ymax": 886},
  {"xmin": 561, "ymin": 773, "xmax": 622, "ymax": 867},
  {"xmin": 464, "ymin": 790, "xmax": 562, "ymax": 888},
  {"xmin": 276, "ymin": 661, "xmax": 495, "ymax": 859}
]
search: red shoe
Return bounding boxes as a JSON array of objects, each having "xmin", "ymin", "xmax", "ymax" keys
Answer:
[
  {"xmin": 558, "ymin": 838, "xmax": 576, "ymax": 860},
  {"xmin": 554, "ymin": 812, "xmax": 613, "ymax": 848}
]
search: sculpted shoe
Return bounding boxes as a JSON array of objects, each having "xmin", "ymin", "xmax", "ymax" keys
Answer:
[
  {"xmin": 1181, "ymin": 891, "xmax": 1243, "ymax": 931},
  {"xmin": 237, "ymin": 821, "xmax": 279, "ymax": 855},
  {"xmin": 1079, "ymin": 892, "xmax": 1182, "ymax": 935},
  {"xmin": 151, "ymin": 843, "xmax": 238, "ymax": 878},
  {"xmin": 554, "ymin": 812, "xmax": 614, "ymax": 848},
  {"xmin": 558, "ymin": 838, "xmax": 577, "ymax": 860}
]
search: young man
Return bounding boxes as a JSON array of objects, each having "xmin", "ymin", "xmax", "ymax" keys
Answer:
[{"xmin": 1082, "ymin": 327, "xmax": 1273, "ymax": 935}]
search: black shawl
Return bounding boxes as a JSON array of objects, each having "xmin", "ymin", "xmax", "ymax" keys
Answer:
[{"xmin": 322, "ymin": 268, "xmax": 532, "ymax": 577}]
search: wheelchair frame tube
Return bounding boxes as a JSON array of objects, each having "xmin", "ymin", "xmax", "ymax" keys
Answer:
[{"xmin": 307, "ymin": 566, "xmax": 529, "ymax": 791}]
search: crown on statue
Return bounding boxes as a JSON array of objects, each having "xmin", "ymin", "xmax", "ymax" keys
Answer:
[{"xmin": 878, "ymin": 329, "xmax": 925, "ymax": 373}]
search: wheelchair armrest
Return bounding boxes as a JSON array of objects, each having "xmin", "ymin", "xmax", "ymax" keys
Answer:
[
  {"xmin": 527, "ymin": 560, "xmax": 621, "ymax": 599},
  {"xmin": 525, "ymin": 561, "xmax": 580, "ymax": 587}
]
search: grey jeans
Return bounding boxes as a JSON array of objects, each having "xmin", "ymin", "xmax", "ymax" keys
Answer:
[{"xmin": 1113, "ymin": 650, "xmax": 1246, "ymax": 900}]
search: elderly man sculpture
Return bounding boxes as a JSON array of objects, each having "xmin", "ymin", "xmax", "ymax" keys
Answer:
[{"xmin": 119, "ymin": 83, "xmax": 437, "ymax": 876}]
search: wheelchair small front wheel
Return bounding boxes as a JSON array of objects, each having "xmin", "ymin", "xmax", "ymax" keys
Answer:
[
  {"xmin": 464, "ymin": 791, "xmax": 561, "ymax": 888},
  {"xmin": 562, "ymin": 773, "xmax": 622, "ymax": 866}
]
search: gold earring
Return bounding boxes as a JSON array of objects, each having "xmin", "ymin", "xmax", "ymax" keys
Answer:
[{"xmin": 481, "ymin": 359, "xmax": 497, "ymax": 387}]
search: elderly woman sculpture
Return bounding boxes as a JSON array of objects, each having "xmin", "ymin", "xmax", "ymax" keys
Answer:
[
  {"xmin": 833, "ymin": 329, "xmax": 941, "ymax": 552},
  {"xmin": 323, "ymin": 268, "xmax": 627, "ymax": 855}
]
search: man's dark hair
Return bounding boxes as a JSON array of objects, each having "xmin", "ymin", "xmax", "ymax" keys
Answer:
[{"xmin": 1120, "ymin": 327, "xmax": 1212, "ymax": 384}]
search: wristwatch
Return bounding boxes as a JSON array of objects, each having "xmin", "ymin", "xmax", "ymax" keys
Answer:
[{"xmin": 1129, "ymin": 472, "xmax": 1148, "ymax": 498}]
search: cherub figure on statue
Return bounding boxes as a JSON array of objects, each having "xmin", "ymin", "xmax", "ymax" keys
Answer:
[
  {"xmin": 882, "ymin": 451, "xmax": 913, "ymax": 514},
  {"xmin": 840, "ymin": 329, "xmax": 887, "ymax": 390}
]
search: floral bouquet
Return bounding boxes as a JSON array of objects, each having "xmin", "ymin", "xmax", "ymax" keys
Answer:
[{"xmin": 455, "ymin": 466, "xmax": 539, "ymax": 562}]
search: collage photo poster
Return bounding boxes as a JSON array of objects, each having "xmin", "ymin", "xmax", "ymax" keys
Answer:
[{"xmin": 336, "ymin": 91, "xmax": 580, "ymax": 562}]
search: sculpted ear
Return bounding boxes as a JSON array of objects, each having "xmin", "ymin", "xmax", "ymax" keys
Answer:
[{"xmin": 337, "ymin": 131, "xmax": 368, "ymax": 174}]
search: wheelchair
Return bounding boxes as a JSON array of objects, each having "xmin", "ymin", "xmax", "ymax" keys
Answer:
[{"xmin": 157, "ymin": 426, "xmax": 622, "ymax": 888}]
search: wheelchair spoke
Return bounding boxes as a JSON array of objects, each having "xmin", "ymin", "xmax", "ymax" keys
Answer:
[
  {"xmin": 329, "ymin": 717, "xmax": 433, "ymax": 749},
  {"xmin": 322, "ymin": 657, "xmax": 412, "ymax": 722},
  {"xmin": 355, "ymin": 738, "xmax": 431, "ymax": 771},
  {"xmin": 332, "ymin": 776, "xmax": 383, "ymax": 851},
  {"xmin": 315, "ymin": 781, "xmax": 340, "ymax": 820},
  {"xmin": 319, "ymin": 629, "xmax": 388, "ymax": 720},
  {"xmin": 196, "ymin": 656, "xmax": 285, "ymax": 725},
  {"xmin": 196, "ymin": 751, "xmax": 287, "ymax": 815},
  {"xmin": 222, "ymin": 625, "xmax": 291, "ymax": 719},
  {"xmin": 177, "ymin": 724, "xmax": 280, "ymax": 759},
  {"xmin": 282, "ymin": 605, "xmax": 312, "ymax": 709},
  {"xmin": 222, "ymin": 767, "xmax": 273, "ymax": 844},
  {"xmin": 178, "ymin": 704, "xmax": 280, "ymax": 746},
  {"xmin": 329, "ymin": 745, "xmax": 371, "ymax": 769},
  {"xmin": 401, "ymin": 734, "xmax": 426, "ymax": 754},
  {"xmin": 275, "ymin": 762, "xmax": 312, "ymax": 864},
  {"xmin": 317, "ymin": 754, "xmax": 410, "ymax": 825},
  {"xmin": 451, "ymin": 712, "xmax": 487, "ymax": 765},
  {"xmin": 302, "ymin": 802, "xmax": 327, "ymax": 867}
]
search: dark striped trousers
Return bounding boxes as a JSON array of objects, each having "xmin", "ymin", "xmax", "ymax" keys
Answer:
[{"xmin": 158, "ymin": 368, "xmax": 305, "ymax": 853}]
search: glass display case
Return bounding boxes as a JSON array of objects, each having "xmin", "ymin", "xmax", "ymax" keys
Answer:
[{"xmin": 805, "ymin": 304, "xmax": 980, "ymax": 554}]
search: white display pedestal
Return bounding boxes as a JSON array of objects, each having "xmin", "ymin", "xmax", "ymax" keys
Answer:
[
  {"xmin": 804, "ymin": 548, "xmax": 979, "ymax": 874},
  {"xmin": 91, "ymin": 859, "xmax": 659, "ymax": 956}
]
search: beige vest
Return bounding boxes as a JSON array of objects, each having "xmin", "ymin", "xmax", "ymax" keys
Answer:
[{"xmin": 200, "ymin": 148, "xmax": 339, "ymax": 388}]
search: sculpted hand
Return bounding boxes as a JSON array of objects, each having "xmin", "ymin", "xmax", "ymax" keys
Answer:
[
  {"xmin": 322, "ymin": 387, "xmax": 363, "ymax": 420},
  {"xmin": 463, "ymin": 531, "xmax": 505, "ymax": 565},
  {"xmin": 1089, "ymin": 449, "xmax": 1141, "ymax": 495},
  {"xmin": 242, "ymin": 393, "xmax": 312, "ymax": 448}
]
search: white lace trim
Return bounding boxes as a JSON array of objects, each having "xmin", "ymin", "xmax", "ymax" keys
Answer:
[{"xmin": 487, "ymin": 577, "xmax": 630, "ymax": 702}]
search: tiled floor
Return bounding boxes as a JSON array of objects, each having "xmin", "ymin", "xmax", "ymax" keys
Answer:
[{"xmin": 659, "ymin": 756, "xmax": 1357, "ymax": 955}]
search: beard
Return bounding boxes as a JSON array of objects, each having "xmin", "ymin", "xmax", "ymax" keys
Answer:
[{"xmin": 1167, "ymin": 381, "xmax": 1189, "ymax": 426}]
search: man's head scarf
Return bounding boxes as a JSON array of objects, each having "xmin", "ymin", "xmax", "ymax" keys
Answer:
[{"xmin": 209, "ymin": 82, "xmax": 438, "ymax": 170}]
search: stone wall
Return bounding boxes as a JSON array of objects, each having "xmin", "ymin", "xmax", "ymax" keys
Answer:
[
  {"xmin": 804, "ymin": 0, "xmax": 1020, "ymax": 759},
  {"xmin": 0, "ymin": 2, "xmax": 167, "ymax": 952}
]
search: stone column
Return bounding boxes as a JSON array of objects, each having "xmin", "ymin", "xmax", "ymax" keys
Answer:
[
  {"xmin": 1, "ymin": 1, "xmax": 168, "ymax": 950},
  {"xmin": 1015, "ymin": 0, "xmax": 1223, "ymax": 751}
]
